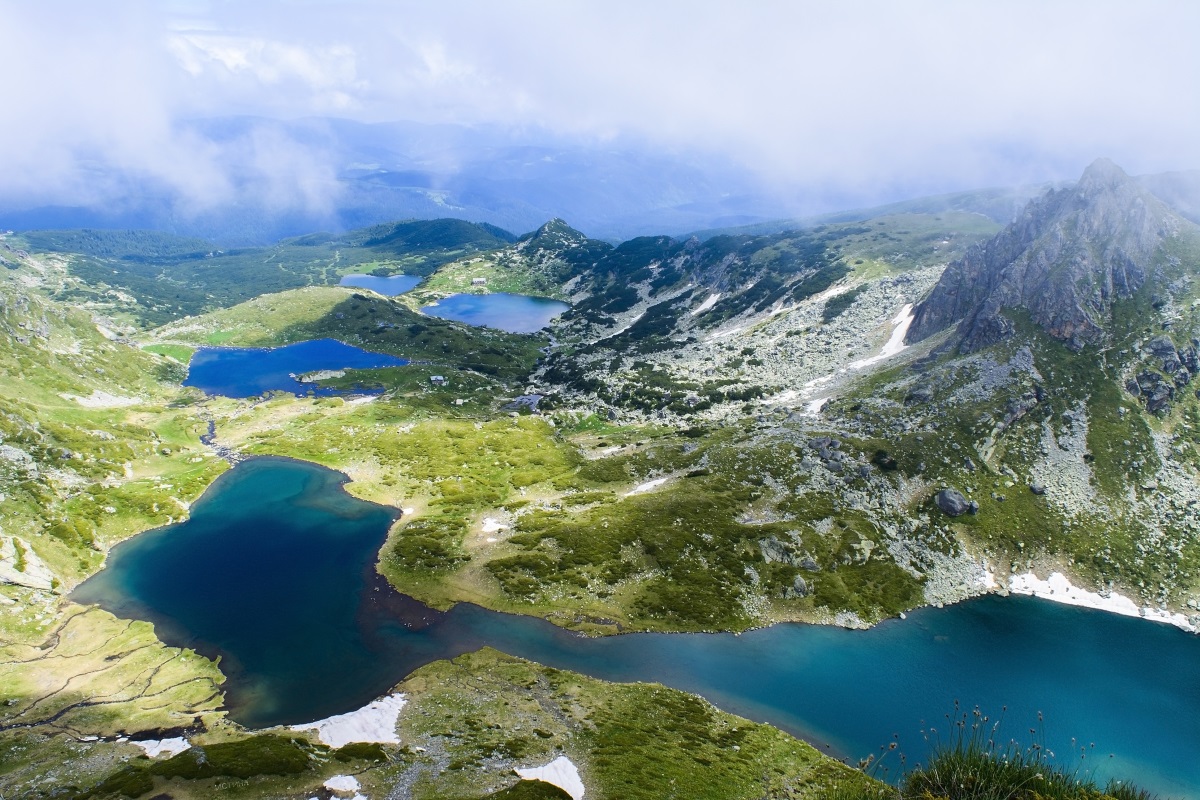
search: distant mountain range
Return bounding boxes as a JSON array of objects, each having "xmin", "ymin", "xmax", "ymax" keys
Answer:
[
  {"xmin": 0, "ymin": 117, "xmax": 794, "ymax": 245},
  {"xmin": 11, "ymin": 116, "xmax": 1183, "ymax": 247}
]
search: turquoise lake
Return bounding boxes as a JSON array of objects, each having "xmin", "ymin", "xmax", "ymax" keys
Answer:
[
  {"xmin": 338, "ymin": 274, "xmax": 422, "ymax": 295},
  {"xmin": 183, "ymin": 338, "xmax": 409, "ymax": 397},
  {"xmin": 420, "ymin": 292, "xmax": 569, "ymax": 333},
  {"xmin": 72, "ymin": 458, "xmax": 1200, "ymax": 796}
]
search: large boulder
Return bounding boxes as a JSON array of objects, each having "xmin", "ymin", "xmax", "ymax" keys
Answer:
[
  {"xmin": 1145, "ymin": 335, "xmax": 1178, "ymax": 360},
  {"xmin": 759, "ymin": 537, "xmax": 796, "ymax": 566},
  {"xmin": 781, "ymin": 574, "xmax": 810, "ymax": 599},
  {"xmin": 934, "ymin": 488, "xmax": 972, "ymax": 516},
  {"xmin": 904, "ymin": 385, "xmax": 935, "ymax": 406}
]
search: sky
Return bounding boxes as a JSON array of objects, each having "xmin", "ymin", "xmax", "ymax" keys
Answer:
[{"xmin": 1, "ymin": 0, "xmax": 1198, "ymax": 219}]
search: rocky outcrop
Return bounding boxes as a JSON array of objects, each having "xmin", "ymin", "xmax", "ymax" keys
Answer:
[
  {"xmin": 934, "ymin": 488, "xmax": 975, "ymax": 517},
  {"xmin": 759, "ymin": 536, "xmax": 796, "ymax": 566},
  {"xmin": 907, "ymin": 159, "xmax": 1188, "ymax": 353},
  {"xmin": 0, "ymin": 536, "xmax": 55, "ymax": 591},
  {"xmin": 1124, "ymin": 335, "xmax": 1200, "ymax": 414},
  {"xmin": 783, "ymin": 574, "xmax": 809, "ymax": 599}
]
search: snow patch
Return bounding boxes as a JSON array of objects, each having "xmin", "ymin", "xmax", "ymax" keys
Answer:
[
  {"xmin": 803, "ymin": 397, "xmax": 829, "ymax": 416},
  {"xmin": 60, "ymin": 390, "xmax": 143, "ymax": 408},
  {"xmin": 481, "ymin": 518, "xmax": 507, "ymax": 534},
  {"xmin": 706, "ymin": 325, "xmax": 744, "ymax": 342},
  {"xmin": 846, "ymin": 304, "xmax": 914, "ymax": 369},
  {"xmin": 324, "ymin": 774, "xmax": 361, "ymax": 793},
  {"xmin": 690, "ymin": 293, "xmax": 721, "ymax": 316},
  {"xmin": 774, "ymin": 303, "xmax": 915, "ymax": 416},
  {"xmin": 131, "ymin": 737, "xmax": 191, "ymax": 758},
  {"xmin": 516, "ymin": 756, "xmax": 585, "ymax": 800},
  {"xmin": 291, "ymin": 693, "xmax": 407, "ymax": 748},
  {"xmin": 1009, "ymin": 571, "xmax": 1196, "ymax": 633},
  {"xmin": 624, "ymin": 477, "xmax": 668, "ymax": 497},
  {"xmin": 980, "ymin": 565, "xmax": 999, "ymax": 590}
]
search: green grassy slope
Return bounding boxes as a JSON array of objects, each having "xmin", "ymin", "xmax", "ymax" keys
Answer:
[
  {"xmin": 146, "ymin": 286, "xmax": 546, "ymax": 384},
  {"xmin": 19, "ymin": 219, "xmax": 517, "ymax": 328}
]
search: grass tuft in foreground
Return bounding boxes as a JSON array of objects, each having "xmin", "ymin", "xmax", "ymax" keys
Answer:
[{"xmin": 829, "ymin": 706, "xmax": 1164, "ymax": 800}]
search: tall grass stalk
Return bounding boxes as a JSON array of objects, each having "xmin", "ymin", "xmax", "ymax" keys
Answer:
[{"xmin": 826, "ymin": 703, "xmax": 1165, "ymax": 800}]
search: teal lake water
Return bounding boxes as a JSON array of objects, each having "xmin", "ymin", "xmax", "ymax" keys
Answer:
[
  {"xmin": 73, "ymin": 458, "xmax": 1200, "ymax": 795},
  {"xmin": 338, "ymin": 274, "xmax": 422, "ymax": 295},
  {"xmin": 183, "ymin": 338, "xmax": 409, "ymax": 397},
  {"xmin": 420, "ymin": 292, "xmax": 569, "ymax": 333}
]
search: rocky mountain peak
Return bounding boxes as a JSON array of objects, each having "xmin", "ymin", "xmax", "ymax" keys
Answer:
[
  {"xmin": 1077, "ymin": 156, "xmax": 1129, "ymax": 191},
  {"xmin": 518, "ymin": 218, "xmax": 590, "ymax": 254},
  {"xmin": 906, "ymin": 158, "xmax": 1188, "ymax": 353}
]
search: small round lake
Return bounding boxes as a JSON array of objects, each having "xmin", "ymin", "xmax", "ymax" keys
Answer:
[
  {"xmin": 183, "ymin": 338, "xmax": 409, "ymax": 398},
  {"xmin": 338, "ymin": 274, "xmax": 422, "ymax": 295},
  {"xmin": 73, "ymin": 459, "xmax": 1200, "ymax": 796},
  {"xmin": 421, "ymin": 292, "xmax": 569, "ymax": 333}
]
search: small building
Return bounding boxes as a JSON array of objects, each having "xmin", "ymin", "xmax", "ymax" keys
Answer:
[
  {"xmin": 430, "ymin": 375, "xmax": 447, "ymax": 386},
  {"xmin": 471, "ymin": 277, "xmax": 487, "ymax": 286}
]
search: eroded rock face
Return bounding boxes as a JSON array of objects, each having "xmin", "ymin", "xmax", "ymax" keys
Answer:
[{"xmin": 907, "ymin": 158, "xmax": 1186, "ymax": 353}]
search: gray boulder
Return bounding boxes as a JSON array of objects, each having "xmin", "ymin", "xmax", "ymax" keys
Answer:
[
  {"xmin": 1145, "ymin": 335, "xmax": 1178, "ymax": 359},
  {"xmin": 904, "ymin": 386, "xmax": 934, "ymax": 406},
  {"xmin": 759, "ymin": 537, "xmax": 796, "ymax": 565},
  {"xmin": 783, "ymin": 575, "xmax": 810, "ymax": 599},
  {"xmin": 1180, "ymin": 344, "xmax": 1200, "ymax": 374},
  {"xmin": 935, "ymin": 488, "xmax": 972, "ymax": 516}
]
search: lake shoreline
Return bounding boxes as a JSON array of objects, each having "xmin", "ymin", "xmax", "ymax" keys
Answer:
[{"xmin": 66, "ymin": 455, "xmax": 1200, "ymax": 796}]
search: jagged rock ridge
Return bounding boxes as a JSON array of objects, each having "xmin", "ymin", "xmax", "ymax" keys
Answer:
[{"xmin": 907, "ymin": 158, "xmax": 1190, "ymax": 352}]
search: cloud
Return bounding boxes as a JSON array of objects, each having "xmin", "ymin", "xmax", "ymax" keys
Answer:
[
  {"xmin": 166, "ymin": 31, "xmax": 364, "ymax": 112},
  {"xmin": 0, "ymin": 0, "xmax": 1197, "ymax": 219}
]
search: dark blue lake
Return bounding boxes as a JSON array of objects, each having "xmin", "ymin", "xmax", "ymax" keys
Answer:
[
  {"xmin": 183, "ymin": 338, "xmax": 408, "ymax": 397},
  {"xmin": 421, "ymin": 292, "xmax": 569, "ymax": 333},
  {"xmin": 73, "ymin": 459, "xmax": 1200, "ymax": 796},
  {"xmin": 338, "ymin": 274, "xmax": 422, "ymax": 295}
]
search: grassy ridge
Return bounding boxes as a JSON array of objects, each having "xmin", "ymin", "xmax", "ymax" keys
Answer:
[
  {"xmin": 146, "ymin": 286, "xmax": 547, "ymax": 383},
  {"xmin": 214, "ymin": 383, "xmax": 926, "ymax": 631},
  {"xmin": 21, "ymin": 219, "xmax": 516, "ymax": 328},
  {"xmin": 39, "ymin": 649, "xmax": 872, "ymax": 800},
  {"xmin": 394, "ymin": 648, "xmax": 873, "ymax": 800}
]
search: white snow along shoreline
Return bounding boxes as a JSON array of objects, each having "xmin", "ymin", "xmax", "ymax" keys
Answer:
[
  {"xmin": 130, "ymin": 737, "xmax": 191, "ymax": 758},
  {"xmin": 1008, "ymin": 571, "xmax": 1197, "ymax": 633},
  {"xmin": 290, "ymin": 693, "xmax": 407, "ymax": 748}
]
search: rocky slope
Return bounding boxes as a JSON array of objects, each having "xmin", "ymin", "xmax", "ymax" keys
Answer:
[
  {"xmin": 7, "ymin": 171, "xmax": 1200, "ymax": 800},
  {"xmin": 907, "ymin": 158, "xmax": 1193, "ymax": 352},
  {"xmin": 489, "ymin": 161, "xmax": 1200, "ymax": 631}
]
